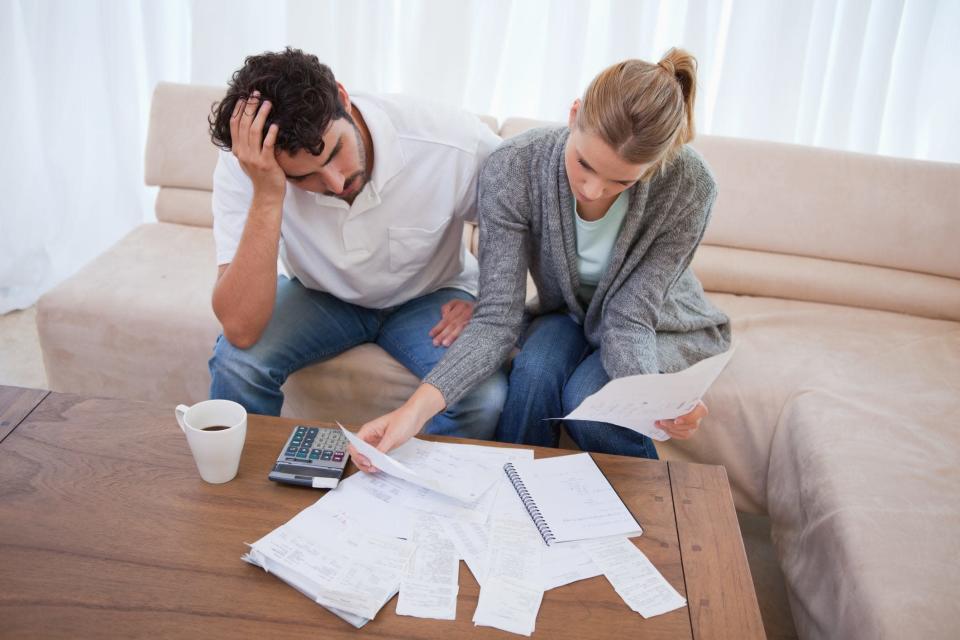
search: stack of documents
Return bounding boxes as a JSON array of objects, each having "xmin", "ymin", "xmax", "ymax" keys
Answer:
[{"xmin": 243, "ymin": 437, "xmax": 688, "ymax": 635}]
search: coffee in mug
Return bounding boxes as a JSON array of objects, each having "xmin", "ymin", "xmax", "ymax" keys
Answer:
[{"xmin": 174, "ymin": 400, "xmax": 247, "ymax": 484}]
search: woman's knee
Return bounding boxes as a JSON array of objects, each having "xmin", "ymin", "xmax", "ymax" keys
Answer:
[{"xmin": 560, "ymin": 352, "xmax": 608, "ymax": 414}]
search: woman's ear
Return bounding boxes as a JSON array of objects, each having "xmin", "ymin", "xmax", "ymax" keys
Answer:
[{"xmin": 568, "ymin": 99, "xmax": 581, "ymax": 129}]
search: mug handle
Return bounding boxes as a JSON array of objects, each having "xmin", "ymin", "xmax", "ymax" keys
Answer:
[{"xmin": 175, "ymin": 404, "xmax": 190, "ymax": 432}]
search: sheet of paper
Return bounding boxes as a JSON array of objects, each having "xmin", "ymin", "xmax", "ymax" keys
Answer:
[
  {"xmin": 584, "ymin": 537, "xmax": 687, "ymax": 618},
  {"xmin": 316, "ymin": 462, "xmax": 501, "ymax": 540},
  {"xmin": 472, "ymin": 576, "xmax": 544, "ymax": 636},
  {"xmin": 340, "ymin": 426, "xmax": 501, "ymax": 502},
  {"xmin": 242, "ymin": 552, "xmax": 370, "ymax": 628},
  {"xmin": 540, "ymin": 541, "xmax": 602, "ymax": 590},
  {"xmin": 491, "ymin": 473, "xmax": 534, "ymax": 522},
  {"xmin": 244, "ymin": 506, "xmax": 374, "ymax": 626},
  {"xmin": 507, "ymin": 453, "xmax": 642, "ymax": 545},
  {"xmin": 396, "ymin": 514, "xmax": 460, "ymax": 620},
  {"xmin": 339, "ymin": 426, "xmax": 431, "ymax": 488},
  {"xmin": 250, "ymin": 518, "xmax": 414, "ymax": 621},
  {"xmin": 563, "ymin": 346, "xmax": 735, "ymax": 440}
]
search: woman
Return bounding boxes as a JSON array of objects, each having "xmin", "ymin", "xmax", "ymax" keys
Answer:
[{"xmin": 353, "ymin": 49, "xmax": 731, "ymax": 467}]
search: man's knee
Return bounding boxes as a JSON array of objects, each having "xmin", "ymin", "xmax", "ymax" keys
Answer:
[{"xmin": 209, "ymin": 334, "xmax": 275, "ymax": 384}]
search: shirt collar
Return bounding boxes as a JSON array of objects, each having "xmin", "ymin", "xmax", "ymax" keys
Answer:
[
  {"xmin": 311, "ymin": 94, "xmax": 406, "ymax": 210},
  {"xmin": 351, "ymin": 93, "xmax": 405, "ymax": 192}
]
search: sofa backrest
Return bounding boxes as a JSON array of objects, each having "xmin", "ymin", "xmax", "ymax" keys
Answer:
[
  {"xmin": 144, "ymin": 83, "xmax": 222, "ymax": 227},
  {"xmin": 144, "ymin": 83, "xmax": 960, "ymax": 322},
  {"xmin": 144, "ymin": 82, "xmax": 499, "ymax": 228},
  {"xmin": 501, "ymin": 117, "xmax": 960, "ymax": 322}
]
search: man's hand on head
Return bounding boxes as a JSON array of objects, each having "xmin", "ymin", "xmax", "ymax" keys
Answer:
[
  {"xmin": 429, "ymin": 299, "xmax": 474, "ymax": 347},
  {"xmin": 230, "ymin": 90, "xmax": 286, "ymax": 205}
]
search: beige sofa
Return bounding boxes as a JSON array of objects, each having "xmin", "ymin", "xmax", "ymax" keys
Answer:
[{"xmin": 37, "ymin": 83, "xmax": 960, "ymax": 638}]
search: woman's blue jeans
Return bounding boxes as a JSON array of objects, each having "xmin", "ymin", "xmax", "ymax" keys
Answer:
[
  {"xmin": 495, "ymin": 312, "xmax": 659, "ymax": 459},
  {"xmin": 209, "ymin": 276, "xmax": 507, "ymax": 439}
]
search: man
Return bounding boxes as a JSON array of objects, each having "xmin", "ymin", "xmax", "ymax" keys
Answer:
[{"xmin": 206, "ymin": 47, "xmax": 506, "ymax": 438}]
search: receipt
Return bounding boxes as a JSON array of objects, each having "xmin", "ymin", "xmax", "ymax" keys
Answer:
[
  {"xmin": 584, "ymin": 537, "xmax": 686, "ymax": 618},
  {"xmin": 483, "ymin": 518, "xmax": 542, "ymax": 584},
  {"xmin": 472, "ymin": 575, "xmax": 544, "ymax": 636},
  {"xmin": 396, "ymin": 515, "xmax": 460, "ymax": 620},
  {"xmin": 439, "ymin": 517, "xmax": 490, "ymax": 585},
  {"xmin": 470, "ymin": 517, "xmax": 545, "ymax": 634}
]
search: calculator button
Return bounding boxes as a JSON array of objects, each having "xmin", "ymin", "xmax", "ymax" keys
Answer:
[
  {"xmin": 321, "ymin": 450, "xmax": 333, "ymax": 461},
  {"xmin": 332, "ymin": 453, "xmax": 344, "ymax": 462},
  {"xmin": 286, "ymin": 447, "xmax": 298, "ymax": 456},
  {"xmin": 308, "ymin": 427, "xmax": 319, "ymax": 435},
  {"xmin": 309, "ymin": 450, "xmax": 320, "ymax": 459}
]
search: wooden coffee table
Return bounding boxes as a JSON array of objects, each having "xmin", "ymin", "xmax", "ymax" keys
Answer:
[{"xmin": 0, "ymin": 386, "xmax": 763, "ymax": 639}]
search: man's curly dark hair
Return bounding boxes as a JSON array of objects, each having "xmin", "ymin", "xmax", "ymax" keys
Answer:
[{"xmin": 208, "ymin": 47, "xmax": 348, "ymax": 157}]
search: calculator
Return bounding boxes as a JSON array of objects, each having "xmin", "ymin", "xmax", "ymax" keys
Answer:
[{"xmin": 268, "ymin": 425, "xmax": 350, "ymax": 489}]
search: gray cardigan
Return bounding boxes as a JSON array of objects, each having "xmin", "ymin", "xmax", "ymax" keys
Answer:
[{"xmin": 425, "ymin": 127, "xmax": 731, "ymax": 406}]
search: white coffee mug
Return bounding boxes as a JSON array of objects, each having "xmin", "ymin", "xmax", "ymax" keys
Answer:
[{"xmin": 175, "ymin": 399, "xmax": 247, "ymax": 484}]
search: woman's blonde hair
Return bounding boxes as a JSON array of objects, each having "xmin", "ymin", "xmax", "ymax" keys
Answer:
[{"xmin": 576, "ymin": 48, "xmax": 697, "ymax": 175}]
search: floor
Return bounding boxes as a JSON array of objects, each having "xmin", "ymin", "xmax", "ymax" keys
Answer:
[{"xmin": 0, "ymin": 305, "xmax": 798, "ymax": 638}]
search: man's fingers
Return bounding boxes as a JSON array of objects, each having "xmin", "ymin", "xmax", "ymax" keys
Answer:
[
  {"xmin": 442, "ymin": 326, "xmax": 463, "ymax": 347},
  {"xmin": 251, "ymin": 99, "xmax": 273, "ymax": 152},
  {"xmin": 238, "ymin": 92, "xmax": 259, "ymax": 150},
  {"xmin": 263, "ymin": 123, "xmax": 279, "ymax": 153},
  {"xmin": 230, "ymin": 98, "xmax": 246, "ymax": 154},
  {"xmin": 242, "ymin": 91, "xmax": 260, "ymax": 118},
  {"xmin": 440, "ymin": 323, "xmax": 465, "ymax": 347},
  {"xmin": 434, "ymin": 322, "xmax": 458, "ymax": 347},
  {"xmin": 429, "ymin": 317, "xmax": 448, "ymax": 339}
]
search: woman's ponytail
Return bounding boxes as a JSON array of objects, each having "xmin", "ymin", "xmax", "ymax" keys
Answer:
[{"xmin": 658, "ymin": 48, "xmax": 697, "ymax": 145}]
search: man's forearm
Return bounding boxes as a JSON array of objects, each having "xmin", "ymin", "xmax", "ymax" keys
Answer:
[{"xmin": 212, "ymin": 196, "xmax": 284, "ymax": 348}]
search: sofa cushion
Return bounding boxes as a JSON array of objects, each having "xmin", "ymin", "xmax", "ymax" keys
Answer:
[
  {"xmin": 36, "ymin": 222, "xmax": 419, "ymax": 421},
  {"xmin": 765, "ymin": 329, "xmax": 960, "ymax": 638},
  {"xmin": 660, "ymin": 292, "xmax": 960, "ymax": 514}
]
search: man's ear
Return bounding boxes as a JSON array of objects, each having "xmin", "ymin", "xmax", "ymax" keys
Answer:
[
  {"xmin": 337, "ymin": 82, "xmax": 352, "ymax": 115},
  {"xmin": 568, "ymin": 99, "xmax": 581, "ymax": 129}
]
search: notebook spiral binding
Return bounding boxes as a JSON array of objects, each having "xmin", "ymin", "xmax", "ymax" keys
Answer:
[{"xmin": 504, "ymin": 462, "xmax": 556, "ymax": 546}]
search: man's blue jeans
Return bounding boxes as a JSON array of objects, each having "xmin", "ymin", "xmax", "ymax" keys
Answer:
[
  {"xmin": 209, "ymin": 276, "xmax": 507, "ymax": 439},
  {"xmin": 495, "ymin": 312, "xmax": 659, "ymax": 459}
]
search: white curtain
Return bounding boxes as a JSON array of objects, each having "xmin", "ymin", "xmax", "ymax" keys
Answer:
[
  {"xmin": 3, "ymin": 0, "xmax": 958, "ymax": 313},
  {"xmin": 1, "ymin": 0, "xmax": 191, "ymax": 314}
]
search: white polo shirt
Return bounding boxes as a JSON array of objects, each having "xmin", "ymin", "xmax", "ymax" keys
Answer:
[{"xmin": 212, "ymin": 93, "xmax": 501, "ymax": 309}]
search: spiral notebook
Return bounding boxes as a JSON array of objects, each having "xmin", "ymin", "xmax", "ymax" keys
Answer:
[{"xmin": 503, "ymin": 452, "xmax": 642, "ymax": 546}]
